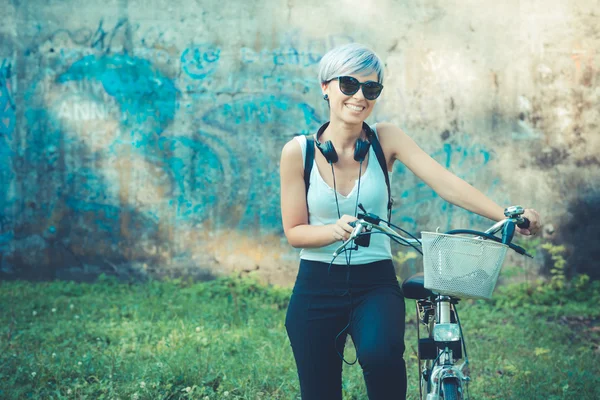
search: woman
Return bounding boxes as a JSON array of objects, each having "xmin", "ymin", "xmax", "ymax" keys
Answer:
[{"xmin": 279, "ymin": 43, "xmax": 541, "ymax": 400}]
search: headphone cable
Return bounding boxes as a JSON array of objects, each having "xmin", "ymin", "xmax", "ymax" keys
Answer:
[
  {"xmin": 330, "ymin": 154, "xmax": 367, "ymax": 366},
  {"xmin": 330, "ymin": 162, "xmax": 352, "ymax": 267}
]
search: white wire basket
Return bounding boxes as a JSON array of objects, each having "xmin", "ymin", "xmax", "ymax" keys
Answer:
[{"xmin": 420, "ymin": 231, "xmax": 509, "ymax": 300}]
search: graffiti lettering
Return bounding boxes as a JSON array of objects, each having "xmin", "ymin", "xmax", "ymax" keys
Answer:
[
  {"xmin": 181, "ymin": 44, "xmax": 221, "ymax": 80},
  {"xmin": 57, "ymin": 100, "xmax": 110, "ymax": 121},
  {"xmin": 201, "ymin": 94, "xmax": 322, "ymax": 134}
]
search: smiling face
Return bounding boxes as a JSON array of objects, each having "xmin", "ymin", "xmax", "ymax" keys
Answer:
[{"xmin": 321, "ymin": 72, "xmax": 380, "ymax": 126}]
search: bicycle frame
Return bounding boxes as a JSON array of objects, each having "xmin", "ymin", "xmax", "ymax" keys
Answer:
[{"xmin": 332, "ymin": 206, "xmax": 530, "ymax": 400}]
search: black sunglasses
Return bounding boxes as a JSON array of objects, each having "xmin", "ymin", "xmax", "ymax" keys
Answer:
[{"xmin": 336, "ymin": 76, "xmax": 384, "ymax": 100}]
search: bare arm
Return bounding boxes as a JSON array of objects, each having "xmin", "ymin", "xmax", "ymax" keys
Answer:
[
  {"xmin": 279, "ymin": 139, "xmax": 355, "ymax": 248},
  {"xmin": 376, "ymin": 123, "xmax": 540, "ymax": 229}
]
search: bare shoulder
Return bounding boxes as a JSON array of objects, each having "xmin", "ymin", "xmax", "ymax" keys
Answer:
[
  {"xmin": 281, "ymin": 136, "xmax": 302, "ymax": 157},
  {"xmin": 373, "ymin": 122, "xmax": 411, "ymax": 163},
  {"xmin": 374, "ymin": 121, "xmax": 408, "ymax": 141},
  {"xmin": 280, "ymin": 136, "xmax": 304, "ymax": 176},
  {"xmin": 281, "ymin": 137, "xmax": 304, "ymax": 166}
]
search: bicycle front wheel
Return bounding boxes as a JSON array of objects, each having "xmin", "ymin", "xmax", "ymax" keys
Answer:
[{"xmin": 442, "ymin": 378, "xmax": 461, "ymax": 400}]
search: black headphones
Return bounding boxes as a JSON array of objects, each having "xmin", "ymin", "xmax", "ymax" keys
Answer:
[{"xmin": 315, "ymin": 121, "xmax": 373, "ymax": 163}]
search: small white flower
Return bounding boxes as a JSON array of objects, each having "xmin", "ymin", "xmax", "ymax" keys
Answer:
[
  {"xmin": 52, "ymin": 308, "xmax": 57, "ymax": 313},
  {"xmin": 201, "ymin": 338, "xmax": 209, "ymax": 346},
  {"xmin": 32, "ymin": 311, "xmax": 37, "ymax": 316},
  {"xmin": 140, "ymin": 381, "xmax": 146, "ymax": 388},
  {"xmin": 69, "ymin": 304, "xmax": 74, "ymax": 310},
  {"xmin": 184, "ymin": 386, "xmax": 192, "ymax": 393},
  {"xmin": 67, "ymin": 388, "xmax": 72, "ymax": 395},
  {"xmin": 31, "ymin": 372, "xmax": 37, "ymax": 377},
  {"xmin": 78, "ymin": 361, "xmax": 82, "ymax": 366},
  {"xmin": 52, "ymin": 353, "xmax": 56, "ymax": 358},
  {"xmin": 223, "ymin": 391, "xmax": 230, "ymax": 397},
  {"xmin": 75, "ymin": 315, "xmax": 80, "ymax": 319},
  {"xmin": 195, "ymin": 326, "xmax": 201, "ymax": 332},
  {"xmin": 203, "ymin": 397, "xmax": 210, "ymax": 400},
  {"xmin": 132, "ymin": 393, "xmax": 139, "ymax": 400}
]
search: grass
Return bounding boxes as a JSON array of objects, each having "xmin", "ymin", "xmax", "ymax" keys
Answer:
[{"xmin": 1, "ymin": 273, "xmax": 599, "ymax": 399}]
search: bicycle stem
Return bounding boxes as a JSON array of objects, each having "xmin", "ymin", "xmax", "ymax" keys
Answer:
[{"xmin": 438, "ymin": 297, "xmax": 452, "ymax": 324}]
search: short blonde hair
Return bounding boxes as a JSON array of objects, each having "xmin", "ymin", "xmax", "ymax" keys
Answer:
[{"xmin": 318, "ymin": 43, "xmax": 384, "ymax": 84}]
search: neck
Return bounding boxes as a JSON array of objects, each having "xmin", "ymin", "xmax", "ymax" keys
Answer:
[{"xmin": 322, "ymin": 119, "xmax": 365, "ymax": 151}]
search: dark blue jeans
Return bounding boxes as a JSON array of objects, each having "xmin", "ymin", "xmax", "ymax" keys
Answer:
[{"xmin": 285, "ymin": 259, "xmax": 407, "ymax": 400}]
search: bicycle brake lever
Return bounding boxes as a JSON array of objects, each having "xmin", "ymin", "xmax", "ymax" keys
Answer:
[
  {"xmin": 357, "ymin": 212, "xmax": 381, "ymax": 225},
  {"xmin": 333, "ymin": 223, "xmax": 364, "ymax": 257}
]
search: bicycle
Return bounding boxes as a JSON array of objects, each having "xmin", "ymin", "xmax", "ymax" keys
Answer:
[{"xmin": 332, "ymin": 205, "xmax": 532, "ymax": 400}]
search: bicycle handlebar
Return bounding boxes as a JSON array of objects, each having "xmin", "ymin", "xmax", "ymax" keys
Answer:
[{"xmin": 333, "ymin": 206, "xmax": 533, "ymax": 258}]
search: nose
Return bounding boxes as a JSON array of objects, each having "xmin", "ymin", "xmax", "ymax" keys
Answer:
[{"xmin": 352, "ymin": 86, "xmax": 367, "ymax": 100}]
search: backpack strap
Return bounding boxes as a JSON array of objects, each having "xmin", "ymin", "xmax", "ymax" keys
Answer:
[
  {"xmin": 304, "ymin": 135, "xmax": 315, "ymax": 196},
  {"xmin": 367, "ymin": 130, "xmax": 393, "ymax": 223}
]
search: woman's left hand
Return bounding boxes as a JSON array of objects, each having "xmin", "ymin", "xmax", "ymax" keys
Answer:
[{"xmin": 517, "ymin": 208, "xmax": 542, "ymax": 236}]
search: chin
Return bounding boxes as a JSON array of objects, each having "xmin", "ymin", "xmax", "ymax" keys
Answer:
[
  {"xmin": 332, "ymin": 110, "xmax": 364, "ymax": 124},
  {"xmin": 344, "ymin": 111, "xmax": 371, "ymax": 125}
]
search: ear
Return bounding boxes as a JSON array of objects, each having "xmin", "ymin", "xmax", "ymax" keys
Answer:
[{"xmin": 320, "ymin": 81, "xmax": 329, "ymax": 97}]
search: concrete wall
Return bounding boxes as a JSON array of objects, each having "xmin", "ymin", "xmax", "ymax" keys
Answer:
[{"xmin": 1, "ymin": 0, "xmax": 598, "ymax": 285}]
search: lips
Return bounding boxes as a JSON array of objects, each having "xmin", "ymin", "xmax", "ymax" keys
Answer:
[{"xmin": 345, "ymin": 103, "xmax": 365, "ymax": 112}]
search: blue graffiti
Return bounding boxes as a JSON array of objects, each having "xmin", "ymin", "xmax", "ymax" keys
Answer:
[
  {"xmin": 0, "ymin": 131, "xmax": 14, "ymax": 250},
  {"xmin": 0, "ymin": 60, "xmax": 15, "ymax": 138},
  {"xmin": 239, "ymin": 165, "xmax": 282, "ymax": 230},
  {"xmin": 391, "ymin": 137, "xmax": 508, "ymax": 230},
  {"xmin": 181, "ymin": 44, "xmax": 221, "ymax": 80},
  {"xmin": 157, "ymin": 132, "xmax": 240, "ymax": 222},
  {"xmin": 57, "ymin": 53, "xmax": 178, "ymax": 133},
  {"xmin": 51, "ymin": 127, "xmax": 241, "ymax": 228},
  {"xmin": 16, "ymin": 30, "xmax": 357, "ymax": 260},
  {"xmin": 64, "ymin": 197, "xmax": 121, "ymax": 233},
  {"xmin": 239, "ymin": 32, "xmax": 354, "ymax": 67},
  {"xmin": 202, "ymin": 94, "xmax": 323, "ymax": 134},
  {"xmin": 240, "ymin": 46, "xmax": 315, "ymax": 66},
  {"xmin": 18, "ymin": 51, "xmax": 179, "ymax": 249},
  {"xmin": 0, "ymin": 60, "xmax": 16, "ymax": 251}
]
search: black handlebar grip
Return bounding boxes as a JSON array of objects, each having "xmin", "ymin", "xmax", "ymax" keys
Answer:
[{"xmin": 517, "ymin": 218, "xmax": 530, "ymax": 230}]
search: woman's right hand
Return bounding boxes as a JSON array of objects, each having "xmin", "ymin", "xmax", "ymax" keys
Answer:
[{"xmin": 331, "ymin": 215, "xmax": 358, "ymax": 242}]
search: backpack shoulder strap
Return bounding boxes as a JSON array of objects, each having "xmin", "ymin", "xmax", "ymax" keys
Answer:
[
  {"xmin": 368, "ymin": 131, "xmax": 393, "ymax": 222},
  {"xmin": 304, "ymin": 135, "xmax": 315, "ymax": 196}
]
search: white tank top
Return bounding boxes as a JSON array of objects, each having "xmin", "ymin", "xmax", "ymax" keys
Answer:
[{"xmin": 294, "ymin": 124, "xmax": 393, "ymax": 265}]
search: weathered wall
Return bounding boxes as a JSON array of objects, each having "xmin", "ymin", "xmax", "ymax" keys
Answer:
[{"xmin": 0, "ymin": 0, "xmax": 598, "ymax": 285}]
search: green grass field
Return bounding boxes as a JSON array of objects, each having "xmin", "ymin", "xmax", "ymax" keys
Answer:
[{"xmin": 1, "ymin": 274, "xmax": 599, "ymax": 399}]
